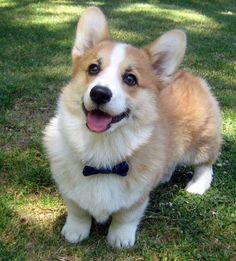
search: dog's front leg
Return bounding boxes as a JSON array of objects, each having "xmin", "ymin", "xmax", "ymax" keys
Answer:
[
  {"xmin": 61, "ymin": 198, "xmax": 91, "ymax": 244},
  {"xmin": 107, "ymin": 197, "xmax": 149, "ymax": 249}
]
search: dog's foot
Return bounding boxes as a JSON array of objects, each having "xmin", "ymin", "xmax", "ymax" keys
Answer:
[
  {"xmin": 185, "ymin": 165, "xmax": 213, "ymax": 195},
  {"xmin": 107, "ymin": 223, "xmax": 136, "ymax": 249},
  {"xmin": 61, "ymin": 219, "xmax": 91, "ymax": 243},
  {"xmin": 185, "ymin": 180, "xmax": 210, "ymax": 195}
]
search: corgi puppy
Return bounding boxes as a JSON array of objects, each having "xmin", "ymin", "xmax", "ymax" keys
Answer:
[{"xmin": 43, "ymin": 7, "xmax": 221, "ymax": 249}]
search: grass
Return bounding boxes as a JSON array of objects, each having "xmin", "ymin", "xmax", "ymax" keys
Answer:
[{"xmin": 0, "ymin": 0, "xmax": 235, "ymax": 260}]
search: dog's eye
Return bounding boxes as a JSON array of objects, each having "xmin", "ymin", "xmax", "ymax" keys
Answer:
[
  {"xmin": 123, "ymin": 73, "xmax": 137, "ymax": 86},
  {"xmin": 88, "ymin": 64, "xmax": 100, "ymax": 75}
]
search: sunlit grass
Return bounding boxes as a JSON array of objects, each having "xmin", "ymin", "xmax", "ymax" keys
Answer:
[
  {"xmin": 116, "ymin": 3, "xmax": 217, "ymax": 24},
  {"xmin": 222, "ymin": 109, "xmax": 236, "ymax": 139},
  {"xmin": 21, "ymin": 4, "xmax": 84, "ymax": 26}
]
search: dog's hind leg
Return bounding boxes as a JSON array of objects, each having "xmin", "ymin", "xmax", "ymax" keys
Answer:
[{"xmin": 185, "ymin": 164, "xmax": 213, "ymax": 195}]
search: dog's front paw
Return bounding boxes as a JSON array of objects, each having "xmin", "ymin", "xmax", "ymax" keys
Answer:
[
  {"xmin": 61, "ymin": 220, "xmax": 90, "ymax": 244},
  {"xmin": 107, "ymin": 223, "xmax": 136, "ymax": 249}
]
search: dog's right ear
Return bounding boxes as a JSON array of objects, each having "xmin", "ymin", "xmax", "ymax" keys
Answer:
[{"xmin": 72, "ymin": 7, "xmax": 110, "ymax": 59}]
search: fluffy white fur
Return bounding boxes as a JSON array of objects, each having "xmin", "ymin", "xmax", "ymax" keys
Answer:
[{"xmin": 44, "ymin": 102, "xmax": 155, "ymax": 247}]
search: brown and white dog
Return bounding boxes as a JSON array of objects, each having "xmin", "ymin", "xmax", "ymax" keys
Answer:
[{"xmin": 43, "ymin": 7, "xmax": 221, "ymax": 249}]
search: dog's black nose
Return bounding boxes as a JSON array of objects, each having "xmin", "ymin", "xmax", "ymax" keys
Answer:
[{"xmin": 90, "ymin": 86, "xmax": 112, "ymax": 105}]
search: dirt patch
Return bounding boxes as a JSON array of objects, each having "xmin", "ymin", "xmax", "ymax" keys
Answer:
[{"xmin": 1, "ymin": 97, "xmax": 56, "ymax": 149}]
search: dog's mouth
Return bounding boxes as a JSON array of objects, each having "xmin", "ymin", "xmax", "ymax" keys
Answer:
[{"xmin": 82, "ymin": 103, "xmax": 130, "ymax": 133}]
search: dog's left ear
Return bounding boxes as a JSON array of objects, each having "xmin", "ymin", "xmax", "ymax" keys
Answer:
[
  {"xmin": 144, "ymin": 30, "xmax": 186, "ymax": 85},
  {"xmin": 72, "ymin": 7, "xmax": 110, "ymax": 58}
]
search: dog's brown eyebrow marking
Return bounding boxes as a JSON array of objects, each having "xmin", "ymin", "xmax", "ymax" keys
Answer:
[
  {"xmin": 126, "ymin": 64, "xmax": 140, "ymax": 72},
  {"xmin": 97, "ymin": 57, "xmax": 102, "ymax": 65},
  {"xmin": 126, "ymin": 65, "xmax": 133, "ymax": 72}
]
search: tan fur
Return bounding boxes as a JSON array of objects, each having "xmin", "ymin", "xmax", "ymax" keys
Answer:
[{"xmin": 159, "ymin": 71, "xmax": 221, "ymax": 166}]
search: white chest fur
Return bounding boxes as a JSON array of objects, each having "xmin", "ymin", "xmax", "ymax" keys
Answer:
[
  {"xmin": 61, "ymin": 169, "xmax": 142, "ymax": 223},
  {"xmin": 45, "ymin": 113, "xmax": 152, "ymax": 223},
  {"xmin": 59, "ymin": 103, "xmax": 154, "ymax": 168}
]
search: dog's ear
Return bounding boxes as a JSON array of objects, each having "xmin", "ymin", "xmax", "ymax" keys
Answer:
[
  {"xmin": 144, "ymin": 30, "xmax": 186, "ymax": 85},
  {"xmin": 72, "ymin": 7, "xmax": 110, "ymax": 58}
]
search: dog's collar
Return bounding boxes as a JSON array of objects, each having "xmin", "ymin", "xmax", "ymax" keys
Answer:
[{"xmin": 83, "ymin": 161, "xmax": 129, "ymax": 177}]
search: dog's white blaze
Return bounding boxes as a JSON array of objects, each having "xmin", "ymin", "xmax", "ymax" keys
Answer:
[{"xmin": 84, "ymin": 43, "xmax": 127, "ymax": 115}]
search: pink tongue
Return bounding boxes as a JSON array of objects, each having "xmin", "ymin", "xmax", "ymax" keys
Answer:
[{"xmin": 87, "ymin": 110, "xmax": 112, "ymax": 133}]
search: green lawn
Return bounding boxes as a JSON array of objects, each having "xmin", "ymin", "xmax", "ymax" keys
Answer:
[{"xmin": 0, "ymin": 0, "xmax": 235, "ymax": 260}]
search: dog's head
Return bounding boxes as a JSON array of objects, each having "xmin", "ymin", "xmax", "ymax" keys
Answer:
[{"xmin": 63, "ymin": 7, "xmax": 186, "ymax": 133}]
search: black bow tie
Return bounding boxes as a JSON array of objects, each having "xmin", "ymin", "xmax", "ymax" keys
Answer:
[{"xmin": 83, "ymin": 161, "xmax": 129, "ymax": 177}]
